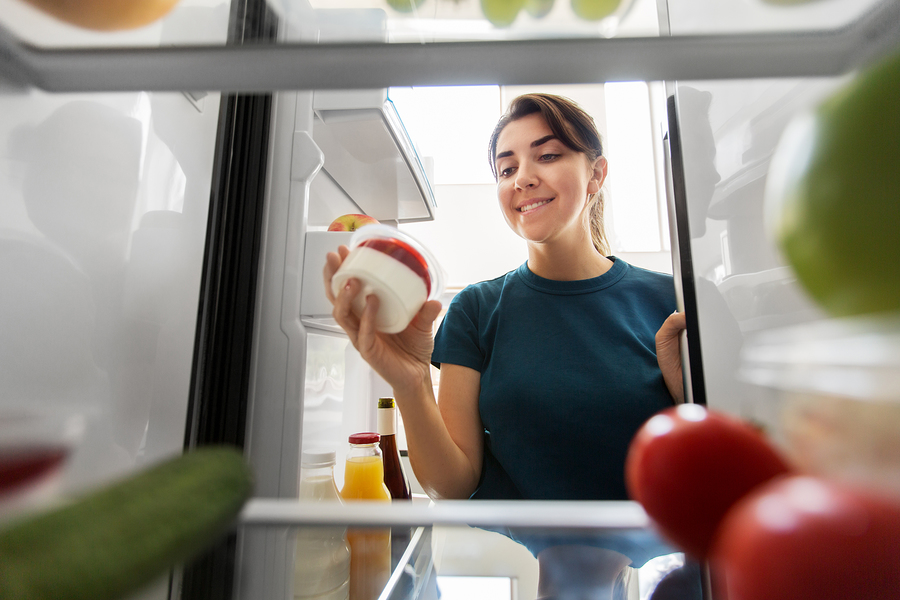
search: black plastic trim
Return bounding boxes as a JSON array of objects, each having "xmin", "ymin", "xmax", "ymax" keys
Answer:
[
  {"xmin": 666, "ymin": 94, "xmax": 707, "ymax": 406},
  {"xmin": 180, "ymin": 1, "xmax": 276, "ymax": 599}
]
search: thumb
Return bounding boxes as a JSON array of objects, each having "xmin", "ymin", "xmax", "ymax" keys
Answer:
[{"xmin": 411, "ymin": 299, "xmax": 442, "ymax": 331}]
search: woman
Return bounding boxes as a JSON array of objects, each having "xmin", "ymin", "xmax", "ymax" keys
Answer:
[{"xmin": 324, "ymin": 92, "xmax": 687, "ymax": 564}]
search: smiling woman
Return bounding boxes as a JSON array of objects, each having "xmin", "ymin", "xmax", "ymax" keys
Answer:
[
  {"xmin": 393, "ymin": 83, "xmax": 671, "ymax": 290},
  {"xmin": 324, "ymin": 86, "xmax": 686, "ymax": 555}
]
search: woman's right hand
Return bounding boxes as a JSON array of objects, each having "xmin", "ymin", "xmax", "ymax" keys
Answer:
[{"xmin": 324, "ymin": 246, "xmax": 443, "ymax": 395}]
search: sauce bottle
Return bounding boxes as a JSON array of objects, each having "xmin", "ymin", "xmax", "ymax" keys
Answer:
[
  {"xmin": 339, "ymin": 433, "xmax": 392, "ymax": 600},
  {"xmin": 376, "ymin": 398, "xmax": 411, "ymax": 501},
  {"xmin": 294, "ymin": 450, "xmax": 350, "ymax": 600}
]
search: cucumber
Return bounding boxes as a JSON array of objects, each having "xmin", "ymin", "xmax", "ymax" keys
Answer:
[{"xmin": 0, "ymin": 445, "xmax": 253, "ymax": 600}]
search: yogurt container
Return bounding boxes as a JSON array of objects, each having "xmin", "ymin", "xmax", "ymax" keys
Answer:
[
  {"xmin": 331, "ymin": 224, "xmax": 444, "ymax": 334},
  {"xmin": 740, "ymin": 314, "xmax": 900, "ymax": 497}
]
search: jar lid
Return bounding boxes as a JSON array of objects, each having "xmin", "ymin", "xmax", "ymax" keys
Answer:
[
  {"xmin": 346, "ymin": 224, "xmax": 446, "ymax": 301},
  {"xmin": 348, "ymin": 432, "xmax": 380, "ymax": 445},
  {"xmin": 301, "ymin": 450, "xmax": 336, "ymax": 467},
  {"xmin": 378, "ymin": 397, "xmax": 395, "ymax": 409}
]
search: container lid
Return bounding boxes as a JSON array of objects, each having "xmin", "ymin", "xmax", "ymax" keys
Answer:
[
  {"xmin": 346, "ymin": 224, "xmax": 445, "ymax": 301},
  {"xmin": 740, "ymin": 314, "xmax": 900, "ymax": 401},
  {"xmin": 348, "ymin": 432, "xmax": 380, "ymax": 445},
  {"xmin": 301, "ymin": 450, "xmax": 336, "ymax": 467},
  {"xmin": 377, "ymin": 397, "xmax": 395, "ymax": 409}
]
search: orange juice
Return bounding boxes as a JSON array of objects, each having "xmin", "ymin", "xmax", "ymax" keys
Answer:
[
  {"xmin": 341, "ymin": 456, "xmax": 391, "ymax": 500},
  {"xmin": 340, "ymin": 433, "xmax": 392, "ymax": 600}
]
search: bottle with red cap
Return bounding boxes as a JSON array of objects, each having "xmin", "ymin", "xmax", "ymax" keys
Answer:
[{"xmin": 339, "ymin": 433, "xmax": 391, "ymax": 600}]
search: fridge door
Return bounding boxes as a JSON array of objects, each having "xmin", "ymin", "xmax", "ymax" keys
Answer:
[
  {"xmin": 662, "ymin": 77, "xmax": 850, "ymax": 424},
  {"xmin": 659, "ymin": 0, "xmax": 899, "ymax": 432},
  {"xmin": 0, "ymin": 4, "xmax": 232, "ymax": 600}
]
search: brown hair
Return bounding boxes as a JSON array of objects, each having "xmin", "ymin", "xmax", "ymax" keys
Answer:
[{"xmin": 488, "ymin": 93, "xmax": 609, "ymax": 256}]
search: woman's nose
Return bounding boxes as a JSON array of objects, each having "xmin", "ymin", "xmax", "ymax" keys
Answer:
[{"xmin": 514, "ymin": 165, "xmax": 537, "ymax": 190}]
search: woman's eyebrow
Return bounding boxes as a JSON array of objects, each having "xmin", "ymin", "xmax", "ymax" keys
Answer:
[
  {"xmin": 495, "ymin": 135, "xmax": 559, "ymax": 161},
  {"xmin": 530, "ymin": 134, "xmax": 557, "ymax": 148}
]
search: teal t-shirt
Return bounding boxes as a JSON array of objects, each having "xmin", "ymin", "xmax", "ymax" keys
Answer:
[{"xmin": 432, "ymin": 257, "xmax": 677, "ymax": 501}]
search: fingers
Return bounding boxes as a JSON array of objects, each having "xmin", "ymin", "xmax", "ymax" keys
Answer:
[
  {"xmin": 656, "ymin": 311, "xmax": 687, "ymax": 344},
  {"xmin": 668, "ymin": 311, "xmax": 687, "ymax": 330},
  {"xmin": 331, "ymin": 276, "xmax": 362, "ymax": 342},
  {"xmin": 355, "ymin": 293, "xmax": 380, "ymax": 356},
  {"xmin": 323, "ymin": 245, "xmax": 351, "ymax": 303},
  {"xmin": 656, "ymin": 312, "xmax": 687, "ymax": 404}
]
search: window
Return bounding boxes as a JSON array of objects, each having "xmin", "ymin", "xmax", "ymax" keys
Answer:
[
  {"xmin": 604, "ymin": 81, "xmax": 669, "ymax": 253},
  {"xmin": 436, "ymin": 576, "xmax": 515, "ymax": 600},
  {"xmin": 389, "ymin": 85, "xmax": 502, "ymax": 185}
]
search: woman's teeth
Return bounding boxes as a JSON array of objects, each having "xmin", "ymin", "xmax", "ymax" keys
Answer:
[{"xmin": 519, "ymin": 199, "xmax": 551, "ymax": 213}]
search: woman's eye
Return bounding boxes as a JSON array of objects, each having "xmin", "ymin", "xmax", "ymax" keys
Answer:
[
  {"xmin": 539, "ymin": 153, "xmax": 560, "ymax": 162},
  {"xmin": 499, "ymin": 166, "xmax": 516, "ymax": 178}
]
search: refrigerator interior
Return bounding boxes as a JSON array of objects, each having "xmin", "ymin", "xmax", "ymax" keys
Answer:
[{"xmin": 1, "ymin": 1, "xmax": 899, "ymax": 600}]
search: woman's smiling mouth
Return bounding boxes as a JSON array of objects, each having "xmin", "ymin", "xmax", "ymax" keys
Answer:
[{"xmin": 518, "ymin": 198, "xmax": 553, "ymax": 213}]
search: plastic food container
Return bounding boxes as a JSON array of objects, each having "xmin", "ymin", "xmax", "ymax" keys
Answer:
[
  {"xmin": 740, "ymin": 314, "xmax": 900, "ymax": 497},
  {"xmin": 1, "ymin": 408, "xmax": 85, "ymax": 518},
  {"xmin": 331, "ymin": 224, "xmax": 444, "ymax": 334}
]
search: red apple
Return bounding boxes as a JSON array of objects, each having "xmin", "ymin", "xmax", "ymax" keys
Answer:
[{"xmin": 327, "ymin": 214, "xmax": 379, "ymax": 232}]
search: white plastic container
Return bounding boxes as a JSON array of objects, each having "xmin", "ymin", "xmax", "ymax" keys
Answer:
[
  {"xmin": 331, "ymin": 224, "xmax": 445, "ymax": 334},
  {"xmin": 294, "ymin": 450, "xmax": 351, "ymax": 600},
  {"xmin": 740, "ymin": 314, "xmax": 900, "ymax": 497}
]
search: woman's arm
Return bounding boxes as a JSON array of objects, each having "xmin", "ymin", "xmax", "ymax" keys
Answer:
[
  {"xmin": 656, "ymin": 311, "xmax": 687, "ymax": 404},
  {"xmin": 400, "ymin": 363, "xmax": 484, "ymax": 500},
  {"xmin": 325, "ymin": 247, "xmax": 484, "ymax": 499}
]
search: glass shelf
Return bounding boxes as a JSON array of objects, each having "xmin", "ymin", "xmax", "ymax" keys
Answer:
[
  {"xmin": 239, "ymin": 498, "xmax": 686, "ymax": 600},
  {"xmin": 0, "ymin": 0, "xmax": 897, "ymax": 92}
]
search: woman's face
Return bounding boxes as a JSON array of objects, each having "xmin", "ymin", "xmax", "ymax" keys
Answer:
[{"xmin": 494, "ymin": 113, "xmax": 606, "ymax": 247}]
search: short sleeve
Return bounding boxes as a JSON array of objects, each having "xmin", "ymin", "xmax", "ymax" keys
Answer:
[{"xmin": 431, "ymin": 289, "xmax": 485, "ymax": 372}]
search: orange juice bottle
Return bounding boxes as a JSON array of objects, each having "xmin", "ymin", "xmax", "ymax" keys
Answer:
[{"xmin": 340, "ymin": 433, "xmax": 391, "ymax": 600}]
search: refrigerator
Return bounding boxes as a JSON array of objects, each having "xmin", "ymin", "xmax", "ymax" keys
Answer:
[{"xmin": 1, "ymin": 0, "xmax": 898, "ymax": 599}]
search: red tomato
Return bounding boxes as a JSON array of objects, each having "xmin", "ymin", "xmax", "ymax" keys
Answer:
[
  {"xmin": 711, "ymin": 475, "xmax": 900, "ymax": 600},
  {"xmin": 625, "ymin": 404, "xmax": 791, "ymax": 559}
]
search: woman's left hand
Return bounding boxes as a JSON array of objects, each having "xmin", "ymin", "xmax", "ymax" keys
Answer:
[{"xmin": 656, "ymin": 311, "xmax": 687, "ymax": 404}]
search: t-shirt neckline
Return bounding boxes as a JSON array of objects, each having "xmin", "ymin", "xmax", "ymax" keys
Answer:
[{"xmin": 516, "ymin": 256, "xmax": 628, "ymax": 295}]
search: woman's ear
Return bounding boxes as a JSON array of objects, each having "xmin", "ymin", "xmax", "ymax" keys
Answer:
[{"xmin": 587, "ymin": 156, "xmax": 608, "ymax": 194}]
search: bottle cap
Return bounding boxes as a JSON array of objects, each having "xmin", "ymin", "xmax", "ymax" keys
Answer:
[
  {"xmin": 378, "ymin": 397, "xmax": 395, "ymax": 409},
  {"xmin": 348, "ymin": 432, "xmax": 380, "ymax": 445},
  {"xmin": 301, "ymin": 450, "xmax": 336, "ymax": 467}
]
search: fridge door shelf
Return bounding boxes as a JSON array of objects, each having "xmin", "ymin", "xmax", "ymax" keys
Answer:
[
  {"xmin": 0, "ymin": 0, "xmax": 899, "ymax": 92},
  {"xmin": 313, "ymin": 89, "xmax": 436, "ymax": 224}
]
